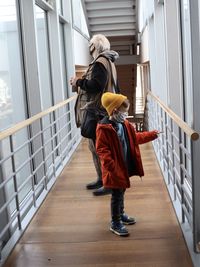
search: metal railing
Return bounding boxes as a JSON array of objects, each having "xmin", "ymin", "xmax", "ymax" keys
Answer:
[
  {"xmin": 146, "ymin": 91, "xmax": 200, "ymax": 256},
  {"xmin": 0, "ymin": 95, "xmax": 81, "ymax": 266}
]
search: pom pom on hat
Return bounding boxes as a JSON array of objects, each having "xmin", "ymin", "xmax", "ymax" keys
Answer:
[{"xmin": 101, "ymin": 92, "xmax": 127, "ymax": 116}]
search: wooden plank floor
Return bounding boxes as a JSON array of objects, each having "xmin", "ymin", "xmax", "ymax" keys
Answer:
[{"xmin": 4, "ymin": 140, "xmax": 193, "ymax": 267}]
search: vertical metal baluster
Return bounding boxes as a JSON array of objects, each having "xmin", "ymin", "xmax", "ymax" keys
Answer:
[
  {"xmin": 149, "ymin": 97, "xmax": 152, "ymax": 130},
  {"xmin": 160, "ymin": 107, "xmax": 163, "ymax": 163},
  {"xmin": 58, "ymin": 108, "xmax": 64, "ymax": 167},
  {"xmin": 40, "ymin": 118, "xmax": 48, "ymax": 190},
  {"xmin": 150, "ymin": 96, "xmax": 152, "ymax": 130},
  {"xmin": 50, "ymin": 112, "xmax": 56, "ymax": 178},
  {"xmin": 153, "ymin": 101, "xmax": 156, "ymax": 130},
  {"xmin": 179, "ymin": 128, "xmax": 185, "ymax": 223},
  {"xmin": 9, "ymin": 135, "xmax": 21, "ymax": 230},
  {"xmin": 191, "ymin": 138, "xmax": 200, "ymax": 252},
  {"xmin": 158, "ymin": 105, "xmax": 162, "ymax": 160},
  {"xmin": 155, "ymin": 102, "xmax": 159, "ymax": 153},
  {"xmin": 170, "ymin": 119, "xmax": 176, "ymax": 201},
  {"xmin": 27, "ymin": 125, "xmax": 36, "ymax": 207},
  {"xmin": 165, "ymin": 112, "xmax": 170, "ymax": 184},
  {"xmin": 152, "ymin": 97, "xmax": 154, "ymax": 129}
]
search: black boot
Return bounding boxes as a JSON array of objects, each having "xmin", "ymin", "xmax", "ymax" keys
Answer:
[
  {"xmin": 93, "ymin": 186, "xmax": 112, "ymax": 196},
  {"xmin": 86, "ymin": 179, "xmax": 103, "ymax": 190}
]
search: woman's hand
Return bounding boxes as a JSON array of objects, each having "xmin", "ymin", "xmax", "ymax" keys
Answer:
[{"xmin": 69, "ymin": 76, "xmax": 78, "ymax": 86}]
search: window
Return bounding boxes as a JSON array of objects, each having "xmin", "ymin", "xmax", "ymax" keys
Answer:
[
  {"xmin": 0, "ymin": 0, "xmax": 26, "ymax": 130},
  {"xmin": 180, "ymin": 0, "xmax": 193, "ymax": 191},
  {"xmin": 57, "ymin": 0, "xmax": 63, "ymax": 15},
  {"xmin": 71, "ymin": 0, "xmax": 89, "ymax": 37},
  {"xmin": 35, "ymin": 5, "xmax": 53, "ymax": 171},
  {"xmin": 59, "ymin": 23, "xmax": 67, "ymax": 99},
  {"xmin": 180, "ymin": 0, "xmax": 193, "ymax": 126},
  {"xmin": 58, "ymin": 22, "xmax": 72, "ymax": 156},
  {"xmin": 0, "ymin": 0, "xmax": 31, "ymax": 214},
  {"xmin": 35, "ymin": 5, "xmax": 53, "ymax": 110}
]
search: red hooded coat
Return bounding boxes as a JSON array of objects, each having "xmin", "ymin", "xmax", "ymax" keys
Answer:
[{"xmin": 96, "ymin": 119, "xmax": 158, "ymax": 189}]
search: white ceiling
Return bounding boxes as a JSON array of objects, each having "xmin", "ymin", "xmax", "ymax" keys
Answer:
[{"xmin": 82, "ymin": 0, "xmax": 138, "ymax": 56}]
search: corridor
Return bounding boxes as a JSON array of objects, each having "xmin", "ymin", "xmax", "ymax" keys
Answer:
[{"xmin": 3, "ymin": 140, "xmax": 193, "ymax": 267}]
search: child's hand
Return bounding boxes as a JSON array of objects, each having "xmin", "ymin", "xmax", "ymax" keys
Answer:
[{"xmin": 155, "ymin": 130, "xmax": 164, "ymax": 136}]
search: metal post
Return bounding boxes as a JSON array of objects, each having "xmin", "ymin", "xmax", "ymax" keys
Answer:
[
  {"xmin": 178, "ymin": 128, "xmax": 185, "ymax": 224},
  {"xmin": 50, "ymin": 113, "xmax": 56, "ymax": 178},
  {"xmin": 191, "ymin": 140, "xmax": 200, "ymax": 252},
  {"xmin": 27, "ymin": 125, "xmax": 37, "ymax": 207},
  {"xmin": 9, "ymin": 136, "xmax": 22, "ymax": 230},
  {"xmin": 40, "ymin": 118, "xmax": 48, "ymax": 190},
  {"xmin": 170, "ymin": 118, "xmax": 176, "ymax": 201}
]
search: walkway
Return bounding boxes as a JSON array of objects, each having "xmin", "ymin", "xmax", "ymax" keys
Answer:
[{"xmin": 4, "ymin": 140, "xmax": 193, "ymax": 267}]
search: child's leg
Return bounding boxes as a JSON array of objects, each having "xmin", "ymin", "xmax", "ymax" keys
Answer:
[
  {"xmin": 111, "ymin": 189, "xmax": 123, "ymax": 223},
  {"xmin": 110, "ymin": 189, "xmax": 129, "ymax": 236},
  {"xmin": 119, "ymin": 189, "xmax": 136, "ymax": 225},
  {"xmin": 119, "ymin": 189, "xmax": 126, "ymax": 216}
]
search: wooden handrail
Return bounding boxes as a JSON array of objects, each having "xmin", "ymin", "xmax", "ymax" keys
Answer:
[
  {"xmin": 0, "ymin": 95, "xmax": 76, "ymax": 141},
  {"xmin": 147, "ymin": 91, "xmax": 199, "ymax": 141}
]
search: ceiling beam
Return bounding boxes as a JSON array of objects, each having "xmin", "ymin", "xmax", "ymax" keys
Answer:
[
  {"xmin": 85, "ymin": 1, "xmax": 135, "ymax": 10},
  {"xmin": 89, "ymin": 16, "xmax": 136, "ymax": 25},
  {"xmin": 91, "ymin": 29, "xmax": 136, "ymax": 37},
  {"xmin": 90, "ymin": 23, "xmax": 136, "ymax": 32},
  {"xmin": 88, "ymin": 9, "xmax": 136, "ymax": 18}
]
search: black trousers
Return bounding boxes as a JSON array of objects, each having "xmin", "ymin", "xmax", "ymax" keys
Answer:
[
  {"xmin": 111, "ymin": 188, "xmax": 126, "ymax": 223},
  {"xmin": 88, "ymin": 139, "xmax": 102, "ymax": 181}
]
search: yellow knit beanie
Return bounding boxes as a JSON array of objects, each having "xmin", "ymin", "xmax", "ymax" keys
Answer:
[{"xmin": 101, "ymin": 92, "xmax": 127, "ymax": 116}]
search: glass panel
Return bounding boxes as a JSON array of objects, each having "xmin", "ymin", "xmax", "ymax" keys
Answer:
[
  {"xmin": 35, "ymin": 5, "xmax": 53, "ymax": 171},
  {"xmin": 180, "ymin": 0, "xmax": 192, "ymax": 216},
  {"xmin": 35, "ymin": 5, "xmax": 53, "ymax": 110},
  {"xmin": 57, "ymin": 0, "xmax": 63, "ymax": 15},
  {"xmin": 72, "ymin": 0, "xmax": 89, "ymax": 37},
  {"xmin": 180, "ymin": 0, "xmax": 193, "ymax": 126},
  {"xmin": 0, "ymin": 0, "xmax": 26, "ymax": 130},
  {"xmin": 59, "ymin": 23, "xmax": 67, "ymax": 99},
  {"xmin": 0, "ymin": 0, "xmax": 31, "ymax": 214},
  {"xmin": 58, "ymin": 23, "xmax": 72, "ymax": 157}
]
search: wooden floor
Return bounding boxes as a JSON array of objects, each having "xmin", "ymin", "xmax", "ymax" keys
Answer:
[{"xmin": 4, "ymin": 140, "xmax": 193, "ymax": 267}]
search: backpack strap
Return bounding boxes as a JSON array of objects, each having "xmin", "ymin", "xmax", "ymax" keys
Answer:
[{"xmin": 95, "ymin": 55, "xmax": 119, "ymax": 93}]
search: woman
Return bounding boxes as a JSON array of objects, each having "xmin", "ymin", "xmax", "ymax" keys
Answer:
[{"xmin": 70, "ymin": 34, "xmax": 120, "ymax": 196}]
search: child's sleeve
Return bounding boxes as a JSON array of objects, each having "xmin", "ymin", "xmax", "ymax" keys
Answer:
[
  {"xmin": 96, "ymin": 127, "xmax": 116, "ymax": 173},
  {"xmin": 135, "ymin": 130, "xmax": 158, "ymax": 144}
]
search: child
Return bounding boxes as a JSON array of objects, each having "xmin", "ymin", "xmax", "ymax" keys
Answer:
[{"xmin": 95, "ymin": 92, "xmax": 159, "ymax": 236}]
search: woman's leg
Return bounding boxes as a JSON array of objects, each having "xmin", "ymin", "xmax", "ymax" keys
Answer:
[
  {"xmin": 86, "ymin": 139, "xmax": 102, "ymax": 189},
  {"xmin": 87, "ymin": 139, "xmax": 111, "ymax": 196}
]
